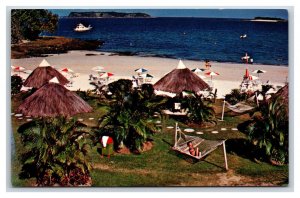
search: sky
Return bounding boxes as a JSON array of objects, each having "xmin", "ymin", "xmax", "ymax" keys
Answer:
[{"xmin": 49, "ymin": 9, "xmax": 288, "ymax": 19}]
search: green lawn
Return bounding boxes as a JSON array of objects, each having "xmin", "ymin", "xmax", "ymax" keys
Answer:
[{"xmin": 10, "ymin": 96, "xmax": 288, "ymax": 187}]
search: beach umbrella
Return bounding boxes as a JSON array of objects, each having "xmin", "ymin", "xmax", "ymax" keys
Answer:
[
  {"xmin": 135, "ymin": 68, "xmax": 148, "ymax": 73},
  {"xmin": 92, "ymin": 66, "xmax": 105, "ymax": 72},
  {"xmin": 60, "ymin": 68, "xmax": 74, "ymax": 73},
  {"xmin": 140, "ymin": 73, "xmax": 153, "ymax": 78},
  {"xmin": 99, "ymin": 72, "xmax": 114, "ymax": 78},
  {"xmin": 17, "ymin": 77, "xmax": 92, "ymax": 118},
  {"xmin": 11, "ymin": 66, "xmax": 26, "ymax": 75},
  {"xmin": 154, "ymin": 60, "xmax": 209, "ymax": 94},
  {"xmin": 205, "ymin": 71, "xmax": 220, "ymax": 81},
  {"xmin": 252, "ymin": 69, "xmax": 266, "ymax": 77},
  {"xmin": 191, "ymin": 68, "xmax": 205, "ymax": 73},
  {"xmin": 23, "ymin": 59, "xmax": 69, "ymax": 88}
]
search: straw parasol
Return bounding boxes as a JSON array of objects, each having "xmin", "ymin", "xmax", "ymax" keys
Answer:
[
  {"xmin": 17, "ymin": 77, "xmax": 93, "ymax": 118},
  {"xmin": 23, "ymin": 59, "xmax": 69, "ymax": 88},
  {"xmin": 154, "ymin": 60, "xmax": 209, "ymax": 94}
]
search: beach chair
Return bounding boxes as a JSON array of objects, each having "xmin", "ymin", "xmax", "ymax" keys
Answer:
[{"xmin": 172, "ymin": 123, "xmax": 228, "ymax": 170}]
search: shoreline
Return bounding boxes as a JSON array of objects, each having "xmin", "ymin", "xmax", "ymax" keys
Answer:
[
  {"xmin": 11, "ymin": 50, "xmax": 288, "ymax": 98},
  {"xmin": 93, "ymin": 50, "xmax": 288, "ymax": 67}
]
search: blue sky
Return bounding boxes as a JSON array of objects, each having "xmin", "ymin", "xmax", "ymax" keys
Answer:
[{"xmin": 49, "ymin": 9, "xmax": 288, "ymax": 19}]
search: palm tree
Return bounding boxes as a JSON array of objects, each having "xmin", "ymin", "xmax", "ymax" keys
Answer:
[{"xmin": 18, "ymin": 117, "xmax": 92, "ymax": 186}]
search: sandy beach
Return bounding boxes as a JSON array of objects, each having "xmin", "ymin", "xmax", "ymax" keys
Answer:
[{"xmin": 11, "ymin": 50, "xmax": 289, "ymax": 98}]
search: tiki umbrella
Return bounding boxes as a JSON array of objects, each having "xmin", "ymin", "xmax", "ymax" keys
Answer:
[
  {"xmin": 23, "ymin": 59, "xmax": 69, "ymax": 88},
  {"xmin": 17, "ymin": 77, "xmax": 92, "ymax": 118},
  {"xmin": 252, "ymin": 69, "xmax": 266, "ymax": 77},
  {"xmin": 205, "ymin": 71, "xmax": 220, "ymax": 82},
  {"xmin": 154, "ymin": 60, "xmax": 209, "ymax": 94}
]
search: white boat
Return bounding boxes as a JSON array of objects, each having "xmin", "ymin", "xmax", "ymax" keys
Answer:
[
  {"xmin": 74, "ymin": 23, "xmax": 92, "ymax": 32},
  {"xmin": 240, "ymin": 34, "xmax": 247, "ymax": 39}
]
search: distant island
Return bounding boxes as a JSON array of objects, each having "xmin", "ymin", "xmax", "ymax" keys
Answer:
[
  {"xmin": 250, "ymin": 17, "xmax": 287, "ymax": 22},
  {"xmin": 68, "ymin": 11, "xmax": 151, "ymax": 18}
]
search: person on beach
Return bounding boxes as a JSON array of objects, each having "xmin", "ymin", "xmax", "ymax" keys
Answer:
[
  {"xmin": 187, "ymin": 141, "xmax": 200, "ymax": 157},
  {"xmin": 205, "ymin": 59, "xmax": 211, "ymax": 69}
]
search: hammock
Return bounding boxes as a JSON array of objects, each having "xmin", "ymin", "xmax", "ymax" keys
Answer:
[
  {"xmin": 172, "ymin": 123, "xmax": 228, "ymax": 170},
  {"xmin": 225, "ymin": 101, "xmax": 254, "ymax": 113}
]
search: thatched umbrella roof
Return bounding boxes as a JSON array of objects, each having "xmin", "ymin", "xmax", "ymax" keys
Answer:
[
  {"xmin": 23, "ymin": 59, "xmax": 69, "ymax": 88},
  {"xmin": 17, "ymin": 79, "xmax": 93, "ymax": 118},
  {"xmin": 154, "ymin": 60, "xmax": 210, "ymax": 94},
  {"xmin": 272, "ymin": 84, "xmax": 288, "ymax": 104}
]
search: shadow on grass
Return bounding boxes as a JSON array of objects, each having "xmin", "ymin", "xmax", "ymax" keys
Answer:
[{"xmin": 226, "ymin": 138, "xmax": 265, "ymax": 162}]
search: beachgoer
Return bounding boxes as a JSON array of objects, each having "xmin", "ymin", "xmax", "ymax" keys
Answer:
[
  {"xmin": 187, "ymin": 141, "xmax": 200, "ymax": 157},
  {"xmin": 205, "ymin": 60, "xmax": 211, "ymax": 69}
]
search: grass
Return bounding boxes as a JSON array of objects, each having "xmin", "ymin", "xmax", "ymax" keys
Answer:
[{"xmin": 10, "ymin": 96, "xmax": 289, "ymax": 187}]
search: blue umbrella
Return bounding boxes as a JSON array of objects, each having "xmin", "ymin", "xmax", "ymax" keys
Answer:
[{"xmin": 135, "ymin": 68, "xmax": 148, "ymax": 73}]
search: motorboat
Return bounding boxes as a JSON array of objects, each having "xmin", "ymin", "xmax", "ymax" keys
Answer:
[
  {"xmin": 240, "ymin": 34, "xmax": 247, "ymax": 39},
  {"xmin": 74, "ymin": 23, "xmax": 92, "ymax": 32}
]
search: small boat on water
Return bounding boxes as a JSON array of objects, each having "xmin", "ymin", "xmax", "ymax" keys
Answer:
[
  {"xmin": 74, "ymin": 23, "xmax": 92, "ymax": 32},
  {"xmin": 240, "ymin": 34, "xmax": 247, "ymax": 39}
]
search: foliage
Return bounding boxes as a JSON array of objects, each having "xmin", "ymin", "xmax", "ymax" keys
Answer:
[
  {"xmin": 181, "ymin": 94, "xmax": 216, "ymax": 124},
  {"xmin": 11, "ymin": 9, "xmax": 58, "ymax": 43},
  {"xmin": 97, "ymin": 80, "xmax": 167, "ymax": 152},
  {"xmin": 225, "ymin": 89, "xmax": 248, "ymax": 105},
  {"xmin": 11, "ymin": 75, "xmax": 23, "ymax": 95},
  {"xmin": 18, "ymin": 117, "xmax": 92, "ymax": 186},
  {"xmin": 243, "ymin": 97, "xmax": 288, "ymax": 165}
]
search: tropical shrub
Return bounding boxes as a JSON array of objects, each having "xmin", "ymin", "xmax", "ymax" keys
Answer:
[
  {"xmin": 97, "ymin": 80, "xmax": 167, "ymax": 152},
  {"xmin": 18, "ymin": 117, "xmax": 92, "ymax": 186},
  {"xmin": 244, "ymin": 97, "xmax": 288, "ymax": 165},
  {"xmin": 11, "ymin": 75, "xmax": 23, "ymax": 95},
  {"xmin": 225, "ymin": 89, "xmax": 248, "ymax": 105},
  {"xmin": 181, "ymin": 94, "xmax": 216, "ymax": 124}
]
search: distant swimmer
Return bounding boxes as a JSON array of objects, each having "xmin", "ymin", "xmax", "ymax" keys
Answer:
[{"xmin": 240, "ymin": 34, "xmax": 247, "ymax": 39}]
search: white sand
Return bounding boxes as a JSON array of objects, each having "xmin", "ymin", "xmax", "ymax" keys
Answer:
[{"xmin": 11, "ymin": 50, "xmax": 288, "ymax": 98}]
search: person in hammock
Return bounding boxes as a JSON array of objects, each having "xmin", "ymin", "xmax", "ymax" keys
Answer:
[{"xmin": 187, "ymin": 141, "xmax": 200, "ymax": 157}]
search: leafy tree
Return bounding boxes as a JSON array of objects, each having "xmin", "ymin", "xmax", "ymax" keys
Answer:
[
  {"xmin": 18, "ymin": 117, "xmax": 92, "ymax": 186},
  {"xmin": 97, "ymin": 80, "xmax": 167, "ymax": 152},
  {"xmin": 244, "ymin": 97, "xmax": 288, "ymax": 165},
  {"xmin": 11, "ymin": 75, "xmax": 23, "ymax": 95},
  {"xmin": 11, "ymin": 9, "xmax": 58, "ymax": 43}
]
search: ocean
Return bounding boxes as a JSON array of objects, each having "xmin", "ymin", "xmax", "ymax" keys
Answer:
[{"xmin": 45, "ymin": 17, "xmax": 288, "ymax": 66}]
